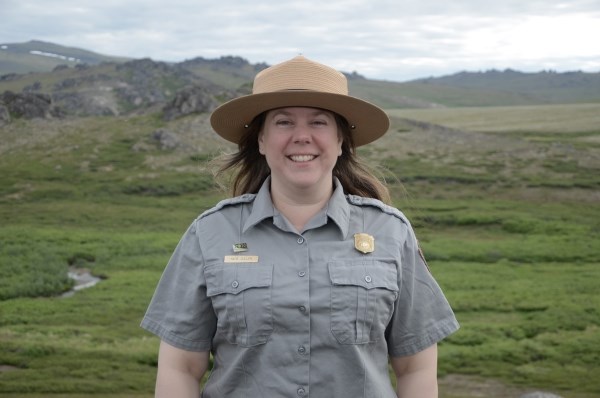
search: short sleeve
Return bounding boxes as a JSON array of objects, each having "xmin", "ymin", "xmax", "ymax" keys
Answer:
[
  {"xmin": 386, "ymin": 223, "xmax": 459, "ymax": 357},
  {"xmin": 140, "ymin": 220, "xmax": 216, "ymax": 351}
]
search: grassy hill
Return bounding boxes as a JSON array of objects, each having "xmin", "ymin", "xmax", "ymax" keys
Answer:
[
  {"xmin": 0, "ymin": 40, "xmax": 131, "ymax": 75},
  {"xmin": 0, "ymin": 102, "xmax": 599, "ymax": 397},
  {"xmin": 411, "ymin": 69, "xmax": 600, "ymax": 104}
]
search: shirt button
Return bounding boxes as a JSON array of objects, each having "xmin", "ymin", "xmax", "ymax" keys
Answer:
[
  {"xmin": 298, "ymin": 271, "xmax": 306, "ymax": 277},
  {"xmin": 297, "ymin": 346, "xmax": 306, "ymax": 354},
  {"xmin": 297, "ymin": 387, "xmax": 306, "ymax": 396},
  {"xmin": 297, "ymin": 237, "xmax": 305, "ymax": 244},
  {"xmin": 231, "ymin": 280, "xmax": 239, "ymax": 288},
  {"xmin": 365, "ymin": 275, "xmax": 372, "ymax": 283},
  {"xmin": 298, "ymin": 305, "xmax": 306, "ymax": 313}
]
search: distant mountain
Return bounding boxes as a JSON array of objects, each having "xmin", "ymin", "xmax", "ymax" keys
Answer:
[
  {"xmin": 0, "ymin": 40, "xmax": 131, "ymax": 75},
  {"xmin": 408, "ymin": 69, "xmax": 600, "ymax": 105},
  {"xmin": 1, "ymin": 41, "xmax": 599, "ymax": 123}
]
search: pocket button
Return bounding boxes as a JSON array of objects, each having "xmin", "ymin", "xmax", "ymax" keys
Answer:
[
  {"xmin": 365, "ymin": 275, "xmax": 372, "ymax": 283},
  {"xmin": 231, "ymin": 280, "xmax": 239, "ymax": 288}
]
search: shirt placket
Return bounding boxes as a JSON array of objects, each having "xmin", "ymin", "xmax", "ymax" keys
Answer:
[{"xmin": 294, "ymin": 232, "xmax": 310, "ymax": 397}]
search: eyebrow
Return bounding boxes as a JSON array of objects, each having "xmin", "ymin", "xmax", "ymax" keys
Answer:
[{"xmin": 271, "ymin": 108, "xmax": 334, "ymax": 118}]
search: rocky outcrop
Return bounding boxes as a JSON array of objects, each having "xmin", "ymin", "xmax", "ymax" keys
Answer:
[
  {"xmin": 0, "ymin": 73, "xmax": 19, "ymax": 82},
  {"xmin": 53, "ymin": 64, "xmax": 70, "ymax": 72},
  {"xmin": 1, "ymin": 91, "xmax": 60, "ymax": 119},
  {"xmin": 162, "ymin": 85, "xmax": 219, "ymax": 120},
  {"xmin": 0, "ymin": 56, "xmax": 252, "ymax": 119},
  {"xmin": 151, "ymin": 128, "xmax": 179, "ymax": 150},
  {"xmin": 0, "ymin": 103, "xmax": 10, "ymax": 124},
  {"xmin": 51, "ymin": 91, "xmax": 118, "ymax": 116},
  {"xmin": 23, "ymin": 81, "xmax": 42, "ymax": 92}
]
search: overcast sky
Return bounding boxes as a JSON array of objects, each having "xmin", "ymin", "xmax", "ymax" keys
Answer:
[{"xmin": 2, "ymin": 0, "xmax": 599, "ymax": 81}]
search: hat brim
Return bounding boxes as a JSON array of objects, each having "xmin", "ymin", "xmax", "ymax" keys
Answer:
[{"xmin": 210, "ymin": 91, "xmax": 389, "ymax": 147}]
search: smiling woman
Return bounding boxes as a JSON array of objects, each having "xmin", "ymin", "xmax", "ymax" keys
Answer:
[{"xmin": 140, "ymin": 55, "xmax": 459, "ymax": 398}]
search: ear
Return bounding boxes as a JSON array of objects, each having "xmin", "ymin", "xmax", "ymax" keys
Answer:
[
  {"xmin": 258, "ymin": 132, "xmax": 265, "ymax": 155},
  {"xmin": 337, "ymin": 138, "xmax": 343, "ymax": 157}
]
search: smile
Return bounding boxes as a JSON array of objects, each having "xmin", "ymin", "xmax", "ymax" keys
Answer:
[{"xmin": 289, "ymin": 155, "xmax": 316, "ymax": 162}]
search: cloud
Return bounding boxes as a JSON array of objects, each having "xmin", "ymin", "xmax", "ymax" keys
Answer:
[{"xmin": 1, "ymin": 0, "xmax": 599, "ymax": 80}]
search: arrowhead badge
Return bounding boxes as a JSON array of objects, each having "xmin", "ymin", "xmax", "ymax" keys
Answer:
[{"xmin": 354, "ymin": 233, "xmax": 374, "ymax": 254}]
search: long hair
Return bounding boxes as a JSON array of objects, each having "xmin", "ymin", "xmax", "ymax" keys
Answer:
[{"xmin": 216, "ymin": 111, "xmax": 391, "ymax": 204}]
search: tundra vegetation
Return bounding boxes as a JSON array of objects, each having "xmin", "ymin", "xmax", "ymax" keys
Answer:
[{"xmin": 0, "ymin": 100, "xmax": 599, "ymax": 397}]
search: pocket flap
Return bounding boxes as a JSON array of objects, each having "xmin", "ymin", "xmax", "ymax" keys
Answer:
[
  {"xmin": 205, "ymin": 264, "xmax": 273, "ymax": 296},
  {"xmin": 328, "ymin": 260, "xmax": 398, "ymax": 291}
]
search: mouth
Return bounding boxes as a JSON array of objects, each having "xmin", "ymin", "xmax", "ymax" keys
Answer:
[{"xmin": 288, "ymin": 155, "xmax": 317, "ymax": 162}]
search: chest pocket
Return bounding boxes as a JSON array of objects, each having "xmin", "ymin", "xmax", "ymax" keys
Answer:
[
  {"xmin": 329, "ymin": 260, "xmax": 399, "ymax": 344},
  {"xmin": 205, "ymin": 263, "xmax": 274, "ymax": 347}
]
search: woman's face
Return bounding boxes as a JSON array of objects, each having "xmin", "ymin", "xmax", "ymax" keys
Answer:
[{"xmin": 259, "ymin": 107, "xmax": 342, "ymax": 194}]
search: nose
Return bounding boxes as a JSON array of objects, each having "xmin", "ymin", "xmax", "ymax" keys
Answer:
[{"xmin": 292, "ymin": 124, "xmax": 311, "ymax": 143}]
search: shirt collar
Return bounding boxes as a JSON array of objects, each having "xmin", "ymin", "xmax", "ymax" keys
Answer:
[
  {"xmin": 243, "ymin": 176, "xmax": 275, "ymax": 233},
  {"xmin": 327, "ymin": 177, "xmax": 350, "ymax": 238},
  {"xmin": 242, "ymin": 176, "xmax": 350, "ymax": 238}
]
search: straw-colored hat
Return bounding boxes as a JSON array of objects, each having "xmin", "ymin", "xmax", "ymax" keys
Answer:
[{"xmin": 210, "ymin": 55, "xmax": 390, "ymax": 147}]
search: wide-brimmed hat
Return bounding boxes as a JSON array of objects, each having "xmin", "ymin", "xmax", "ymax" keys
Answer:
[{"xmin": 210, "ymin": 55, "xmax": 390, "ymax": 147}]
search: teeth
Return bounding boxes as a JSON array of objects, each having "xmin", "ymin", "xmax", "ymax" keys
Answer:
[{"xmin": 290, "ymin": 155, "xmax": 316, "ymax": 162}]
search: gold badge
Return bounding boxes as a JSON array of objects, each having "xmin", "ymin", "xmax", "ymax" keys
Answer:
[{"xmin": 354, "ymin": 233, "xmax": 374, "ymax": 254}]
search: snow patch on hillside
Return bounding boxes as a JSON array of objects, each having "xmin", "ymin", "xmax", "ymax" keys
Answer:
[{"xmin": 29, "ymin": 50, "xmax": 81, "ymax": 63}]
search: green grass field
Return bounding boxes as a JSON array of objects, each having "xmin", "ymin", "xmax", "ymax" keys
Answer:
[{"xmin": 1, "ymin": 103, "xmax": 599, "ymax": 397}]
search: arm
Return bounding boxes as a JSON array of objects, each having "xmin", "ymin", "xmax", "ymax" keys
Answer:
[
  {"xmin": 155, "ymin": 340, "xmax": 210, "ymax": 398},
  {"xmin": 390, "ymin": 344, "xmax": 438, "ymax": 398}
]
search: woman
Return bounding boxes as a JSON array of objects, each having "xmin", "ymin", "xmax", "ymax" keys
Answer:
[{"xmin": 141, "ymin": 55, "xmax": 459, "ymax": 398}]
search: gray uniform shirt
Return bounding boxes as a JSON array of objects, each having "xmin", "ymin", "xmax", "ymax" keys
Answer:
[{"xmin": 141, "ymin": 177, "xmax": 459, "ymax": 398}]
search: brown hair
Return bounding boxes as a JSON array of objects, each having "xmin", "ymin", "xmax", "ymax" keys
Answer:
[{"xmin": 216, "ymin": 111, "xmax": 391, "ymax": 204}]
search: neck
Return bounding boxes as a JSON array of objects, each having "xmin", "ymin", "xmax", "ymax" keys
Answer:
[{"xmin": 270, "ymin": 179, "xmax": 333, "ymax": 232}]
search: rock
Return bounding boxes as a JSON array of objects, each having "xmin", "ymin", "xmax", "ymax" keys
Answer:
[
  {"xmin": 54, "ymin": 77, "xmax": 79, "ymax": 90},
  {"xmin": 162, "ymin": 85, "xmax": 218, "ymax": 120},
  {"xmin": 0, "ymin": 103, "xmax": 10, "ymax": 124},
  {"xmin": 151, "ymin": 128, "xmax": 179, "ymax": 150},
  {"xmin": 51, "ymin": 92, "xmax": 117, "ymax": 116},
  {"xmin": 1, "ymin": 90, "xmax": 56, "ymax": 119},
  {"xmin": 520, "ymin": 392, "xmax": 564, "ymax": 398},
  {"xmin": 23, "ymin": 81, "xmax": 42, "ymax": 92},
  {"xmin": 0, "ymin": 73, "xmax": 19, "ymax": 82},
  {"xmin": 53, "ymin": 64, "xmax": 70, "ymax": 72}
]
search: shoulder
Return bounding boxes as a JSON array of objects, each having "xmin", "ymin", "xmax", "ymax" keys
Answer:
[
  {"xmin": 346, "ymin": 194, "xmax": 411, "ymax": 226},
  {"xmin": 197, "ymin": 193, "xmax": 256, "ymax": 220}
]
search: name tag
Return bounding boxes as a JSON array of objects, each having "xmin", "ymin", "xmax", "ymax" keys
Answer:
[{"xmin": 224, "ymin": 255, "xmax": 259, "ymax": 263}]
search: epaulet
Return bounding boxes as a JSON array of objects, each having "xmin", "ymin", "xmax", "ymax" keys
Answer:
[
  {"xmin": 197, "ymin": 193, "xmax": 256, "ymax": 220},
  {"xmin": 346, "ymin": 194, "xmax": 411, "ymax": 226}
]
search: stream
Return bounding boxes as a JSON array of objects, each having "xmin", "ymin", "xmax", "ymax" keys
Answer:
[{"xmin": 61, "ymin": 267, "xmax": 103, "ymax": 297}]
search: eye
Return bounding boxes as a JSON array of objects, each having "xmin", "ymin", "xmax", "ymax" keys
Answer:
[
  {"xmin": 311, "ymin": 119, "xmax": 328, "ymax": 126},
  {"xmin": 275, "ymin": 119, "xmax": 293, "ymax": 126}
]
